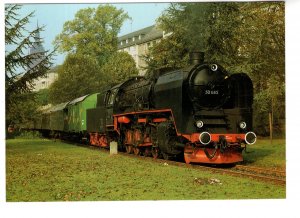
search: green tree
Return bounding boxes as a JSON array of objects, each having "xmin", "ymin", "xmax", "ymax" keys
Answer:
[
  {"xmin": 144, "ymin": 4, "xmax": 189, "ymax": 72},
  {"xmin": 49, "ymin": 5, "xmax": 137, "ymax": 104},
  {"xmin": 146, "ymin": 3, "xmax": 242, "ymax": 72},
  {"xmin": 5, "ymin": 4, "xmax": 54, "ymax": 127},
  {"xmin": 143, "ymin": 1, "xmax": 245, "ymax": 92},
  {"xmin": 239, "ymin": 2, "xmax": 285, "ymax": 135},
  {"xmin": 54, "ymin": 5, "xmax": 129, "ymax": 65},
  {"xmin": 49, "ymin": 52, "xmax": 138, "ymax": 104},
  {"xmin": 49, "ymin": 54, "xmax": 103, "ymax": 104},
  {"xmin": 101, "ymin": 51, "xmax": 138, "ymax": 84},
  {"xmin": 6, "ymin": 93, "xmax": 40, "ymax": 129},
  {"xmin": 36, "ymin": 88, "xmax": 50, "ymax": 106},
  {"xmin": 144, "ymin": 34, "xmax": 189, "ymax": 74}
]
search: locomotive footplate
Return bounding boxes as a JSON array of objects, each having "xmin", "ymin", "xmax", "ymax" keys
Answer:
[{"xmin": 184, "ymin": 145, "xmax": 243, "ymax": 164}]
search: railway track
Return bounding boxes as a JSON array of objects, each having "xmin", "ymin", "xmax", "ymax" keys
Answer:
[
  {"xmin": 219, "ymin": 165, "xmax": 286, "ymax": 186},
  {"xmin": 234, "ymin": 164, "xmax": 286, "ymax": 178},
  {"xmin": 119, "ymin": 151, "xmax": 286, "ymax": 186},
  {"xmin": 71, "ymin": 141, "xmax": 286, "ymax": 186}
]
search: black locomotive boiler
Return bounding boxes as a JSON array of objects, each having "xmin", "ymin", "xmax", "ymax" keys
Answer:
[{"xmin": 87, "ymin": 52, "xmax": 256, "ymax": 164}]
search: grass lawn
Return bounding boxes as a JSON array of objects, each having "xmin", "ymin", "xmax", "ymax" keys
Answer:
[
  {"xmin": 243, "ymin": 138, "xmax": 286, "ymax": 170},
  {"xmin": 6, "ymin": 138, "xmax": 285, "ymax": 201}
]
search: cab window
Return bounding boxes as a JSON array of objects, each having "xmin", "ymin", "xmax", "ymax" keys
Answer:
[{"xmin": 106, "ymin": 89, "xmax": 117, "ymax": 106}]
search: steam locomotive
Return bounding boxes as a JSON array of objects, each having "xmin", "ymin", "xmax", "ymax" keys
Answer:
[{"xmin": 35, "ymin": 52, "xmax": 256, "ymax": 164}]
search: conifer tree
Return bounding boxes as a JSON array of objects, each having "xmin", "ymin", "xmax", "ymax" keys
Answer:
[{"xmin": 5, "ymin": 4, "xmax": 55, "ymax": 127}]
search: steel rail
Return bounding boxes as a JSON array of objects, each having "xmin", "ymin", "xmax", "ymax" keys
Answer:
[
  {"xmin": 120, "ymin": 152, "xmax": 286, "ymax": 186},
  {"xmin": 234, "ymin": 164, "xmax": 286, "ymax": 178}
]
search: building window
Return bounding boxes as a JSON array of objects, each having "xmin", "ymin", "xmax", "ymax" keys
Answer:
[
  {"xmin": 120, "ymin": 41, "xmax": 123, "ymax": 45},
  {"xmin": 126, "ymin": 39, "xmax": 128, "ymax": 44}
]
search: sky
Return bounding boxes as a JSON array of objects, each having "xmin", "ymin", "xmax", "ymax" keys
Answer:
[{"xmin": 17, "ymin": 3, "xmax": 170, "ymax": 65}]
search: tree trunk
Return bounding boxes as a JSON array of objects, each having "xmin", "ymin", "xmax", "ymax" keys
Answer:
[{"xmin": 269, "ymin": 112, "xmax": 273, "ymax": 144}]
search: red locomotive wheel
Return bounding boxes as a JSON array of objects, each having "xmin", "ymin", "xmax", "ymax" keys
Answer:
[
  {"xmin": 133, "ymin": 147, "xmax": 140, "ymax": 155},
  {"xmin": 126, "ymin": 145, "xmax": 133, "ymax": 154},
  {"xmin": 151, "ymin": 147, "xmax": 160, "ymax": 159}
]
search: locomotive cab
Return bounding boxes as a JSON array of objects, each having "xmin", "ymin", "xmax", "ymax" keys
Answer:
[{"xmin": 105, "ymin": 86, "xmax": 120, "ymax": 126}]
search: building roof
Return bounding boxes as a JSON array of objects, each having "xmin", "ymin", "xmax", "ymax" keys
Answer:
[
  {"xmin": 29, "ymin": 24, "xmax": 46, "ymax": 69},
  {"xmin": 118, "ymin": 25, "xmax": 163, "ymax": 49},
  {"xmin": 118, "ymin": 25, "xmax": 154, "ymax": 41},
  {"xmin": 30, "ymin": 24, "xmax": 45, "ymax": 54}
]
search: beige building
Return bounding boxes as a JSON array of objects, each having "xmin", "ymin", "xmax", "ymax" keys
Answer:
[
  {"xmin": 32, "ymin": 67, "xmax": 58, "ymax": 92},
  {"xmin": 118, "ymin": 25, "xmax": 169, "ymax": 75}
]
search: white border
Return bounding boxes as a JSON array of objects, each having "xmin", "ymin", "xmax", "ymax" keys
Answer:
[{"xmin": 2, "ymin": 1, "xmax": 299, "ymax": 218}]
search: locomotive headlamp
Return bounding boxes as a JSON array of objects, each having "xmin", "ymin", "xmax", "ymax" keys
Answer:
[
  {"xmin": 199, "ymin": 132, "xmax": 211, "ymax": 145},
  {"xmin": 239, "ymin": 121, "xmax": 247, "ymax": 129},
  {"xmin": 211, "ymin": 64, "xmax": 218, "ymax": 71},
  {"xmin": 196, "ymin": 120, "xmax": 204, "ymax": 128},
  {"xmin": 245, "ymin": 132, "xmax": 257, "ymax": 145}
]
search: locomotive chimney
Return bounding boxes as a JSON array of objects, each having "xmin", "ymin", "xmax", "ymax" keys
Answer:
[{"xmin": 189, "ymin": 51, "xmax": 204, "ymax": 65}]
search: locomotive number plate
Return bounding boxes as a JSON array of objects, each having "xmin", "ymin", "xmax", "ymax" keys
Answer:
[{"xmin": 205, "ymin": 90, "xmax": 219, "ymax": 95}]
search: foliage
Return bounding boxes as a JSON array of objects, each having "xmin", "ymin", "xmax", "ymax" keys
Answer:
[
  {"xmin": 144, "ymin": 4, "xmax": 188, "ymax": 73},
  {"xmin": 11, "ymin": 130, "xmax": 42, "ymax": 139},
  {"xmin": 5, "ymin": 4, "xmax": 55, "ymax": 127},
  {"xmin": 146, "ymin": 2, "xmax": 242, "ymax": 71},
  {"xmin": 49, "ymin": 5, "xmax": 137, "ymax": 104},
  {"xmin": 49, "ymin": 54, "xmax": 103, "ymax": 104},
  {"xmin": 239, "ymin": 3, "xmax": 285, "ymax": 136},
  {"xmin": 147, "ymin": 2, "xmax": 285, "ymax": 135},
  {"xmin": 54, "ymin": 5, "xmax": 129, "ymax": 65},
  {"xmin": 101, "ymin": 51, "xmax": 138, "ymax": 85},
  {"xmin": 36, "ymin": 88, "xmax": 50, "ymax": 106},
  {"xmin": 144, "ymin": 34, "xmax": 189, "ymax": 74},
  {"xmin": 6, "ymin": 139, "xmax": 285, "ymax": 201},
  {"xmin": 49, "ymin": 52, "xmax": 138, "ymax": 104},
  {"xmin": 6, "ymin": 92, "xmax": 40, "ymax": 128}
]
